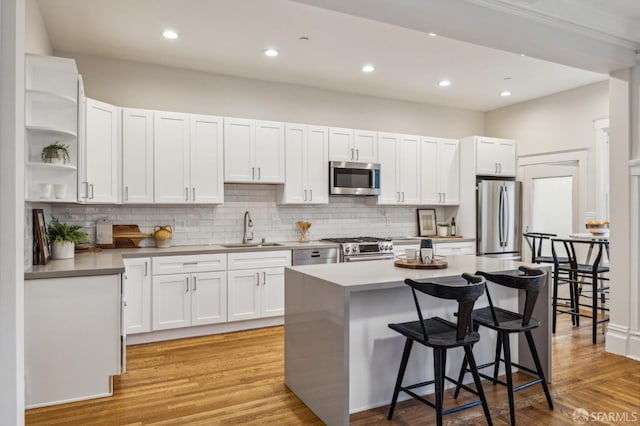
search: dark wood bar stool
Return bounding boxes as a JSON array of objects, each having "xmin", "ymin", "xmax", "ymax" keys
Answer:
[
  {"xmin": 523, "ymin": 232, "xmax": 568, "ymax": 265},
  {"xmin": 551, "ymin": 238, "xmax": 610, "ymax": 344},
  {"xmin": 387, "ymin": 274, "xmax": 492, "ymax": 426},
  {"xmin": 453, "ymin": 266, "xmax": 553, "ymax": 426}
]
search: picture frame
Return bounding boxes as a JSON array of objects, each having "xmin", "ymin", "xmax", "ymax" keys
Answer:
[
  {"xmin": 33, "ymin": 208, "xmax": 49, "ymax": 265},
  {"xmin": 417, "ymin": 208, "xmax": 437, "ymax": 237}
]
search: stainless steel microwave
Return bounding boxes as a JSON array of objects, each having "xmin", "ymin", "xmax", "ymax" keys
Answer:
[{"xmin": 329, "ymin": 161, "xmax": 381, "ymax": 196}]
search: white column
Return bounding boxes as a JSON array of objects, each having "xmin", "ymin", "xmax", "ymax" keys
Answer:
[{"xmin": 0, "ymin": 0, "xmax": 25, "ymax": 424}]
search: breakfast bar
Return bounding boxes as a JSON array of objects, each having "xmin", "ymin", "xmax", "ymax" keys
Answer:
[{"xmin": 284, "ymin": 255, "xmax": 551, "ymax": 426}]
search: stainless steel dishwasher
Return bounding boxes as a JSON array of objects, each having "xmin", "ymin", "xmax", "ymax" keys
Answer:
[{"xmin": 292, "ymin": 247, "xmax": 339, "ymax": 265}]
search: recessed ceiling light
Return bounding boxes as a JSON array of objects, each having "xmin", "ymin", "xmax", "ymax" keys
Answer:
[
  {"xmin": 520, "ymin": 53, "xmax": 526, "ymax": 57},
  {"xmin": 439, "ymin": 80, "xmax": 451, "ymax": 87},
  {"xmin": 162, "ymin": 30, "xmax": 179, "ymax": 40},
  {"xmin": 362, "ymin": 64, "xmax": 375, "ymax": 73},
  {"xmin": 500, "ymin": 91, "xmax": 512, "ymax": 97},
  {"xmin": 264, "ymin": 49, "xmax": 279, "ymax": 57},
  {"xmin": 428, "ymin": 33, "xmax": 438, "ymax": 37}
]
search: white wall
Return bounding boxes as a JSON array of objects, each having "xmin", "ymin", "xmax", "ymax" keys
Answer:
[
  {"xmin": 25, "ymin": 0, "xmax": 51, "ymax": 55},
  {"xmin": 57, "ymin": 52, "xmax": 484, "ymax": 138}
]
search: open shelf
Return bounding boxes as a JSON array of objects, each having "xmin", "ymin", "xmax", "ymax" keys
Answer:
[
  {"xmin": 26, "ymin": 161, "xmax": 77, "ymax": 171},
  {"xmin": 26, "ymin": 89, "xmax": 77, "ymax": 105},
  {"xmin": 25, "ymin": 125, "xmax": 77, "ymax": 138}
]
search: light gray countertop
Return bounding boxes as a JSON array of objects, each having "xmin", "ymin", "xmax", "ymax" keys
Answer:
[
  {"xmin": 24, "ymin": 240, "xmax": 340, "ymax": 280},
  {"xmin": 391, "ymin": 236, "xmax": 475, "ymax": 244}
]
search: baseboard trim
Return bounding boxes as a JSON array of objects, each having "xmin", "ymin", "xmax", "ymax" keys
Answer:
[{"xmin": 605, "ymin": 323, "xmax": 630, "ymax": 356}]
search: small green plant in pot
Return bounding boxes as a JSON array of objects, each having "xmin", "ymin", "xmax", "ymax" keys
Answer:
[
  {"xmin": 437, "ymin": 222, "xmax": 450, "ymax": 237},
  {"xmin": 46, "ymin": 216, "xmax": 88, "ymax": 259},
  {"xmin": 41, "ymin": 142, "xmax": 70, "ymax": 164}
]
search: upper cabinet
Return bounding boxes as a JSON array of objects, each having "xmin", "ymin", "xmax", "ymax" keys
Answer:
[
  {"xmin": 122, "ymin": 108, "xmax": 154, "ymax": 204},
  {"xmin": 280, "ymin": 124, "xmax": 329, "ymax": 204},
  {"xmin": 377, "ymin": 133, "xmax": 420, "ymax": 205},
  {"xmin": 475, "ymin": 137, "xmax": 516, "ymax": 177},
  {"xmin": 329, "ymin": 128, "xmax": 378, "ymax": 162},
  {"xmin": 80, "ymin": 98, "xmax": 121, "ymax": 203},
  {"xmin": 224, "ymin": 118, "xmax": 285, "ymax": 183},
  {"xmin": 154, "ymin": 112, "xmax": 224, "ymax": 204},
  {"xmin": 24, "ymin": 55, "xmax": 79, "ymax": 202},
  {"xmin": 420, "ymin": 137, "xmax": 460, "ymax": 205}
]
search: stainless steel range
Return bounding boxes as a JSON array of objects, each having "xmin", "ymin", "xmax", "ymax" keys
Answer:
[{"xmin": 320, "ymin": 237, "xmax": 394, "ymax": 262}]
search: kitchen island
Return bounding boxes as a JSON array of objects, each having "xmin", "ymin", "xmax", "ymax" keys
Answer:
[{"xmin": 284, "ymin": 255, "xmax": 551, "ymax": 426}]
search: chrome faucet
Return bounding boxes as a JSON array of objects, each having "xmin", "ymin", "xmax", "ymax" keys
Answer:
[{"xmin": 243, "ymin": 211, "xmax": 254, "ymax": 244}]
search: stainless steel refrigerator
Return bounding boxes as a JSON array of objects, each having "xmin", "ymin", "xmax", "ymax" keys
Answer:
[{"xmin": 477, "ymin": 179, "xmax": 522, "ymax": 258}]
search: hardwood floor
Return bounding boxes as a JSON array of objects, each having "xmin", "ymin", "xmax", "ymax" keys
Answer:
[{"xmin": 26, "ymin": 316, "xmax": 640, "ymax": 425}]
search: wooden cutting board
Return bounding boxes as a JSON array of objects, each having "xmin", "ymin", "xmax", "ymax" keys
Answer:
[{"xmin": 111, "ymin": 225, "xmax": 152, "ymax": 248}]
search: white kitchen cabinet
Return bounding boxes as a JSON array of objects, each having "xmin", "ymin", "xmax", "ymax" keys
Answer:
[
  {"xmin": 224, "ymin": 118, "xmax": 285, "ymax": 183},
  {"xmin": 25, "ymin": 55, "xmax": 80, "ymax": 203},
  {"xmin": 122, "ymin": 108, "xmax": 154, "ymax": 203},
  {"xmin": 80, "ymin": 98, "xmax": 121, "ymax": 203},
  {"xmin": 152, "ymin": 254, "xmax": 228, "ymax": 330},
  {"xmin": 123, "ymin": 257, "xmax": 151, "ymax": 335},
  {"xmin": 154, "ymin": 112, "xmax": 224, "ymax": 203},
  {"xmin": 377, "ymin": 133, "xmax": 420, "ymax": 204},
  {"xmin": 420, "ymin": 137, "xmax": 460, "ymax": 205},
  {"xmin": 227, "ymin": 250, "xmax": 291, "ymax": 321},
  {"xmin": 475, "ymin": 137, "xmax": 516, "ymax": 177},
  {"xmin": 280, "ymin": 124, "xmax": 329, "ymax": 204},
  {"xmin": 433, "ymin": 241, "xmax": 475, "ymax": 256},
  {"xmin": 329, "ymin": 127, "xmax": 378, "ymax": 162}
]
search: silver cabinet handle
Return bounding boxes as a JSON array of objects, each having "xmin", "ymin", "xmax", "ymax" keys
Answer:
[
  {"xmin": 310, "ymin": 189, "xmax": 312, "ymax": 201},
  {"xmin": 258, "ymin": 168, "xmax": 261, "ymax": 180},
  {"xmin": 356, "ymin": 149, "xmax": 359, "ymax": 160},
  {"xmin": 144, "ymin": 262, "xmax": 148, "ymax": 277},
  {"xmin": 402, "ymin": 192, "xmax": 405, "ymax": 202},
  {"xmin": 185, "ymin": 277, "xmax": 189, "ymax": 293},
  {"xmin": 82, "ymin": 181, "xmax": 89, "ymax": 200},
  {"xmin": 263, "ymin": 271, "xmax": 266, "ymax": 285},
  {"xmin": 183, "ymin": 262, "xmax": 198, "ymax": 266},
  {"xmin": 89, "ymin": 183, "xmax": 94, "ymax": 199},
  {"xmin": 499, "ymin": 163, "xmax": 502, "ymax": 174},
  {"xmin": 351, "ymin": 148, "xmax": 354, "ymax": 160},
  {"xmin": 124, "ymin": 186, "xmax": 129, "ymax": 202},
  {"xmin": 252, "ymin": 167, "xmax": 255, "ymax": 180},
  {"xmin": 256, "ymin": 272, "xmax": 260, "ymax": 286},
  {"xmin": 304, "ymin": 189, "xmax": 307, "ymax": 201},
  {"xmin": 192, "ymin": 187, "xmax": 196, "ymax": 201},
  {"xmin": 185, "ymin": 187, "xmax": 189, "ymax": 201},
  {"xmin": 193, "ymin": 276, "xmax": 197, "ymax": 292}
]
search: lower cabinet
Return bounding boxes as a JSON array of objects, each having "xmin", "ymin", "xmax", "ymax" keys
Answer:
[
  {"xmin": 433, "ymin": 241, "xmax": 475, "ymax": 256},
  {"xmin": 123, "ymin": 257, "xmax": 151, "ymax": 334},
  {"xmin": 227, "ymin": 267, "xmax": 285, "ymax": 321}
]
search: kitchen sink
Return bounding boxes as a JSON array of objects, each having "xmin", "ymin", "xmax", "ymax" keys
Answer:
[{"xmin": 220, "ymin": 242, "xmax": 283, "ymax": 248}]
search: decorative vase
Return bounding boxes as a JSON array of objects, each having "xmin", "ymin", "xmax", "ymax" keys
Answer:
[
  {"xmin": 437, "ymin": 226, "xmax": 449, "ymax": 237},
  {"xmin": 154, "ymin": 225, "xmax": 173, "ymax": 248},
  {"xmin": 52, "ymin": 241, "xmax": 74, "ymax": 259}
]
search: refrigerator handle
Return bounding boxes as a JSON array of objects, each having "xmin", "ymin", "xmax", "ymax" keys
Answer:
[
  {"xmin": 504, "ymin": 185, "xmax": 510, "ymax": 247},
  {"xmin": 498, "ymin": 186, "xmax": 505, "ymax": 247}
]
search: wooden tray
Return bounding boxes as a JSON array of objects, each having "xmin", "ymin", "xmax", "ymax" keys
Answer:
[
  {"xmin": 112, "ymin": 225, "xmax": 152, "ymax": 248},
  {"xmin": 394, "ymin": 259, "xmax": 448, "ymax": 269}
]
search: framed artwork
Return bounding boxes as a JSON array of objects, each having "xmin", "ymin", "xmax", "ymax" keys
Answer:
[
  {"xmin": 417, "ymin": 208, "xmax": 437, "ymax": 237},
  {"xmin": 33, "ymin": 209, "xmax": 49, "ymax": 265}
]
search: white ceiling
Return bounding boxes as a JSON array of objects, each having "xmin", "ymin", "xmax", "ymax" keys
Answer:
[{"xmin": 37, "ymin": 0, "xmax": 614, "ymax": 112}]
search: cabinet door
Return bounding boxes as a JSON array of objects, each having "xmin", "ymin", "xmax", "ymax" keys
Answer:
[
  {"xmin": 261, "ymin": 267, "xmax": 285, "ymax": 318},
  {"xmin": 398, "ymin": 134, "xmax": 421, "ymax": 204},
  {"xmin": 420, "ymin": 138, "xmax": 439, "ymax": 204},
  {"xmin": 329, "ymin": 127, "xmax": 354, "ymax": 161},
  {"xmin": 224, "ymin": 118, "xmax": 255, "ymax": 182},
  {"xmin": 152, "ymin": 274, "xmax": 191, "ymax": 330},
  {"xmin": 85, "ymin": 98, "xmax": 120, "ymax": 203},
  {"xmin": 255, "ymin": 120, "xmax": 285, "ymax": 183},
  {"xmin": 190, "ymin": 115, "xmax": 224, "ymax": 203},
  {"xmin": 283, "ymin": 124, "xmax": 306, "ymax": 203},
  {"xmin": 154, "ymin": 111, "xmax": 190, "ymax": 203},
  {"xmin": 476, "ymin": 138, "xmax": 499, "ymax": 176},
  {"xmin": 353, "ymin": 130, "xmax": 378, "ymax": 163},
  {"xmin": 123, "ymin": 258, "xmax": 151, "ymax": 334},
  {"xmin": 191, "ymin": 271, "xmax": 227, "ymax": 326},
  {"xmin": 227, "ymin": 270, "xmax": 261, "ymax": 321},
  {"xmin": 496, "ymin": 139, "xmax": 516, "ymax": 176},
  {"xmin": 305, "ymin": 125, "xmax": 329, "ymax": 204},
  {"xmin": 438, "ymin": 139, "xmax": 460, "ymax": 205},
  {"xmin": 376, "ymin": 133, "xmax": 399, "ymax": 204},
  {"xmin": 122, "ymin": 108, "xmax": 154, "ymax": 203}
]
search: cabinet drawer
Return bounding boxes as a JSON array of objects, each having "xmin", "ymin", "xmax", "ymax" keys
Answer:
[
  {"xmin": 434, "ymin": 242, "xmax": 475, "ymax": 256},
  {"xmin": 227, "ymin": 250, "xmax": 292, "ymax": 270},
  {"xmin": 152, "ymin": 254, "xmax": 227, "ymax": 275}
]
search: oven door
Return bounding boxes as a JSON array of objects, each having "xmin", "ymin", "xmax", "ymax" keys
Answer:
[
  {"xmin": 330, "ymin": 161, "xmax": 380, "ymax": 195},
  {"xmin": 344, "ymin": 254, "xmax": 394, "ymax": 262}
]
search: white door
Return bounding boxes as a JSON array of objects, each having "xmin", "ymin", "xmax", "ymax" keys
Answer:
[
  {"xmin": 190, "ymin": 115, "xmax": 224, "ymax": 203},
  {"xmin": 522, "ymin": 162, "xmax": 579, "ymax": 259},
  {"xmin": 306, "ymin": 126, "xmax": 329, "ymax": 204},
  {"xmin": 85, "ymin": 98, "xmax": 120, "ymax": 203},
  {"xmin": 398, "ymin": 134, "xmax": 420, "ymax": 204},
  {"xmin": 420, "ymin": 138, "xmax": 439, "ymax": 204},
  {"xmin": 283, "ymin": 124, "xmax": 306, "ymax": 203},
  {"xmin": 255, "ymin": 120, "xmax": 285, "ymax": 183},
  {"xmin": 123, "ymin": 258, "xmax": 151, "ymax": 334},
  {"xmin": 122, "ymin": 108, "xmax": 153, "ymax": 203},
  {"xmin": 154, "ymin": 111, "xmax": 190, "ymax": 203},
  {"xmin": 261, "ymin": 267, "xmax": 285, "ymax": 318},
  {"xmin": 353, "ymin": 130, "xmax": 378, "ymax": 162},
  {"xmin": 438, "ymin": 139, "xmax": 460, "ymax": 205},
  {"xmin": 224, "ymin": 118, "xmax": 255, "ymax": 182},
  {"xmin": 152, "ymin": 274, "xmax": 191, "ymax": 330},
  {"xmin": 227, "ymin": 269, "xmax": 261, "ymax": 321},
  {"xmin": 377, "ymin": 133, "xmax": 399, "ymax": 204},
  {"xmin": 191, "ymin": 271, "xmax": 227, "ymax": 326},
  {"xmin": 329, "ymin": 127, "xmax": 354, "ymax": 161}
]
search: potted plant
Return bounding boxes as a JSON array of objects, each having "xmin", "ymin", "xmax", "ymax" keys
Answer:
[
  {"xmin": 437, "ymin": 222, "xmax": 450, "ymax": 237},
  {"xmin": 41, "ymin": 142, "xmax": 70, "ymax": 164},
  {"xmin": 46, "ymin": 216, "xmax": 88, "ymax": 259}
]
